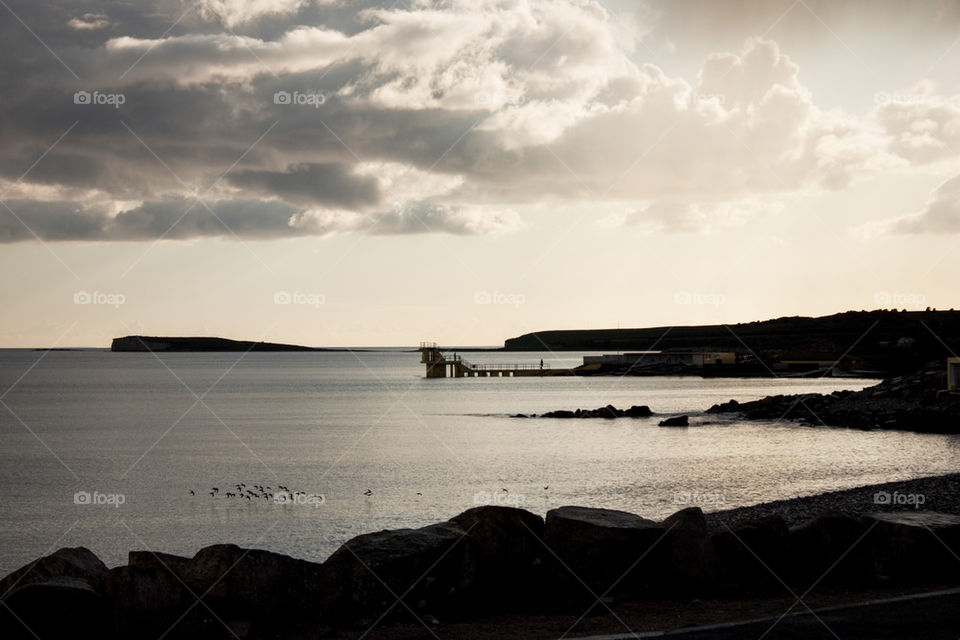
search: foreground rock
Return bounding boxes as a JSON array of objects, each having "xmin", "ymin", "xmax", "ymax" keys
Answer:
[
  {"xmin": 1, "ymin": 576, "xmax": 108, "ymax": 639},
  {"xmin": 3, "ymin": 504, "xmax": 960, "ymax": 637},
  {"xmin": 0, "ymin": 547, "xmax": 107, "ymax": 598},
  {"xmin": 544, "ymin": 506, "xmax": 666, "ymax": 597},
  {"xmin": 515, "ymin": 404, "xmax": 654, "ymax": 419},
  {"xmin": 707, "ymin": 362, "xmax": 960, "ymax": 433},
  {"xmin": 659, "ymin": 415, "xmax": 689, "ymax": 427}
]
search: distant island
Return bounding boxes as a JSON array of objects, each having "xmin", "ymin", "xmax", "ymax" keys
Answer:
[{"xmin": 111, "ymin": 336, "xmax": 321, "ymax": 352}]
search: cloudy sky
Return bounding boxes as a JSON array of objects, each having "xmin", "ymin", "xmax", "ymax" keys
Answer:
[{"xmin": 1, "ymin": 0, "xmax": 958, "ymax": 347}]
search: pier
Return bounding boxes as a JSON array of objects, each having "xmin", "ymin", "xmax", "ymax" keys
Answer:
[{"xmin": 419, "ymin": 342, "xmax": 574, "ymax": 378}]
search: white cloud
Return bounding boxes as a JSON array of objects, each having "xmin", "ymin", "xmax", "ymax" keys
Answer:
[
  {"xmin": 196, "ymin": 0, "xmax": 313, "ymax": 28},
  {"xmin": 5, "ymin": 0, "xmax": 960, "ymax": 241},
  {"xmin": 886, "ymin": 174, "xmax": 960, "ymax": 234},
  {"xmin": 67, "ymin": 13, "xmax": 111, "ymax": 30}
]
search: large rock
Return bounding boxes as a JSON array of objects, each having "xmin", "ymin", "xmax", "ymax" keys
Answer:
[
  {"xmin": 0, "ymin": 547, "xmax": 108, "ymax": 598},
  {"xmin": 106, "ymin": 565, "xmax": 191, "ymax": 639},
  {"xmin": 711, "ymin": 516, "xmax": 789, "ymax": 592},
  {"xmin": 447, "ymin": 506, "xmax": 545, "ymax": 608},
  {"xmin": 0, "ymin": 576, "xmax": 108, "ymax": 640},
  {"xmin": 325, "ymin": 522, "xmax": 474, "ymax": 621},
  {"xmin": 788, "ymin": 512, "xmax": 869, "ymax": 588},
  {"xmin": 182, "ymin": 544, "xmax": 335, "ymax": 623},
  {"xmin": 659, "ymin": 415, "xmax": 689, "ymax": 427},
  {"xmin": 862, "ymin": 511, "xmax": 960, "ymax": 582},
  {"xmin": 544, "ymin": 506, "xmax": 667, "ymax": 598},
  {"xmin": 660, "ymin": 507, "xmax": 716, "ymax": 591},
  {"xmin": 128, "ymin": 550, "xmax": 191, "ymax": 577}
]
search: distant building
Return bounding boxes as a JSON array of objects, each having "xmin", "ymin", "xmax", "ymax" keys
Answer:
[
  {"xmin": 582, "ymin": 351, "xmax": 736, "ymax": 368},
  {"xmin": 949, "ymin": 358, "xmax": 960, "ymax": 391}
]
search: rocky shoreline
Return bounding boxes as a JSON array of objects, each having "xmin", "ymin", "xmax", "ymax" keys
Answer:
[
  {"xmin": 3, "ymin": 474, "xmax": 960, "ymax": 639},
  {"xmin": 708, "ymin": 362, "xmax": 960, "ymax": 433}
]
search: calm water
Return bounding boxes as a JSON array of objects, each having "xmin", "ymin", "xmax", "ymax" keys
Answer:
[{"xmin": 1, "ymin": 349, "xmax": 959, "ymax": 575}]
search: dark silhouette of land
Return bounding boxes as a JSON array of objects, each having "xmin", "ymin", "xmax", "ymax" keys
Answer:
[
  {"xmin": 111, "ymin": 336, "xmax": 322, "ymax": 352},
  {"xmin": 505, "ymin": 309, "xmax": 960, "ymax": 376}
]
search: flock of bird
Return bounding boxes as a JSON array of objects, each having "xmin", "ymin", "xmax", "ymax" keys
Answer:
[
  {"xmin": 189, "ymin": 483, "xmax": 319, "ymax": 501},
  {"xmin": 188, "ymin": 484, "xmax": 550, "ymax": 500}
]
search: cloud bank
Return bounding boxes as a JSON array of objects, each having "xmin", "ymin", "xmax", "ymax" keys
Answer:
[{"xmin": 1, "ymin": 0, "xmax": 958, "ymax": 242}]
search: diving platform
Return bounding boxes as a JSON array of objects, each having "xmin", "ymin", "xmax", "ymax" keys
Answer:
[{"xmin": 419, "ymin": 342, "xmax": 574, "ymax": 378}]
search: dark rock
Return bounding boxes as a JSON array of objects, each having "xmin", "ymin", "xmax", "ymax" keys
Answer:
[
  {"xmin": 659, "ymin": 415, "xmax": 689, "ymax": 427},
  {"xmin": 128, "ymin": 550, "xmax": 191, "ymax": 577},
  {"xmin": 788, "ymin": 512, "xmax": 869, "ymax": 588},
  {"xmin": 862, "ymin": 511, "xmax": 960, "ymax": 581},
  {"xmin": 661, "ymin": 507, "xmax": 716, "ymax": 591},
  {"xmin": 447, "ymin": 506, "xmax": 545, "ymax": 608},
  {"xmin": 707, "ymin": 362, "xmax": 960, "ymax": 434},
  {"xmin": 0, "ymin": 547, "xmax": 108, "ymax": 597},
  {"xmin": 325, "ymin": 522, "xmax": 473, "ymax": 621},
  {"xmin": 0, "ymin": 576, "xmax": 108, "ymax": 640},
  {"xmin": 711, "ymin": 516, "xmax": 789, "ymax": 592},
  {"xmin": 540, "ymin": 404, "xmax": 654, "ymax": 419},
  {"xmin": 105, "ymin": 565, "xmax": 190, "ymax": 639},
  {"xmin": 544, "ymin": 506, "xmax": 667, "ymax": 597},
  {"xmin": 182, "ymin": 545, "xmax": 336, "ymax": 625}
]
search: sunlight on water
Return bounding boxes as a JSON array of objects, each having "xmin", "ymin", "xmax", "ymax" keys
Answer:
[{"xmin": 1, "ymin": 349, "xmax": 958, "ymax": 573}]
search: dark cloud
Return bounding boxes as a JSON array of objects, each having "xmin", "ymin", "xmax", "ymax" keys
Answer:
[
  {"xmin": 1, "ymin": 0, "xmax": 959, "ymax": 242},
  {"xmin": 227, "ymin": 163, "xmax": 381, "ymax": 208}
]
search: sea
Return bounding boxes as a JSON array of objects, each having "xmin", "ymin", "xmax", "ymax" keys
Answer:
[{"xmin": 2, "ymin": 348, "xmax": 959, "ymax": 575}]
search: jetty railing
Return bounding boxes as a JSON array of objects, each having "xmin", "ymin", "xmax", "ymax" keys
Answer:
[
  {"xmin": 464, "ymin": 361, "xmax": 549, "ymax": 371},
  {"xmin": 446, "ymin": 354, "xmax": 549, "ymax": 371}
]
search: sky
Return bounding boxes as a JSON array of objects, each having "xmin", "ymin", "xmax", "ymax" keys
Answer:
[{"xmin": 1, "ymin": 0, "xmax": 959, "ymax": 348}]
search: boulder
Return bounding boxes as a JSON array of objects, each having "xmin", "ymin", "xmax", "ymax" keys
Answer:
[
  {"xmin": 105, "ymin": 565, "xmax": 190, "ymax": 639},
  {"xmin": 659, "ymin": 415, "xmax": 689, "ymax": 427},
  {"xmin": 624, "ymin": 405, "xmax": 653, "ymax": 417},
  {"xmin": 0, "ymin": 547, "xmax": 108, "ymax": 598},
  {"xmin": 128, "ymin": 550, "xmax": 191, "ymax": 577},
  {"xmin": 544, "ymin": 506, "xmax": 666, "ymax": 598},
  {"xmin": 711, "ymin": 516, "xmax": 789, "ymax": 592},
  {"xmin": 787, "ymin": 512, "xmax": 870, "ymax": 588},
  {"xmin": 182, "ymin": 545, "xmax": 336, "ymax": 626},
  {"xmin": 862, "ymin": 511, "xmax": 960, "ymax": 581},
  {"xmin": 0, "ymin": 576, "xmax": 108, "ymax": 640},
  {"xmin": 660, "ymin": 507, "xmax": 716, "ymax": 591},
  {"xmin": 447, "ymin": 506, "xmax": 544, "ymax": 607},
  {"xmin": 325, "ymin": 522, "xmax": 474, "ymax": 621}
]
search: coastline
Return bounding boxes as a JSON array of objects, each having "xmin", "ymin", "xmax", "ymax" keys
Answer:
[
  {"xmin": 3, "ymin": 471, "xmax": 959, "ymax": 638},
  {"xmin": 705, "ymin": 472, "xmax": 960, "ymax": 528}
]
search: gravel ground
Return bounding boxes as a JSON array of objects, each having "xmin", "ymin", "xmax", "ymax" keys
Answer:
[{"xmin": 704, "ymin": 472, "xmax": 960, "ymax": 529}]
